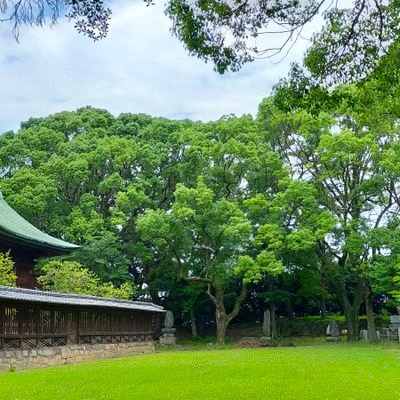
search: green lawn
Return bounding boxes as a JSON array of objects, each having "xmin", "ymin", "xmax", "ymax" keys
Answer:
[{"xmin": 0, "ymin": 345, "xmax": 399, "ymax": 400}]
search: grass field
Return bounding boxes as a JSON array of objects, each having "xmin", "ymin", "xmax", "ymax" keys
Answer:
[{"xmin": 0, "ymin": 344, "xmax": 399, "ymax": 400}]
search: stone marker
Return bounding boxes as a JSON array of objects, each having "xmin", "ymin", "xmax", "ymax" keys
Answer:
[
  {"xmin": 263, "ymin": 310, "xmax": 271, "ymax": 337},
  {"xmin": 159, "ymin": 310, "xmax": 177, "ymax": 346},
  {"xmin": 260, "ymin": 310, "xmax": 272, "ymax": 343},
  {"xmin": 390, "ymin": 315, "xmax": 400, "ymax": 324},
  {"xmin": 164, "ymin": 310, "xmax": 174, "ymax": 329},
  {"xmin": 359, "ymin": 329, "xmax": 381, "ymax": 341},
  {"xmin": 380, "ymin": 327, "xmax": 390, "ymax": 340},
  {"xmin": 360, "ymin": 329, "xmax": 368, "ymax": 341},
  {"xmin": 326, "ymin": 320, "xmax": 340, "ymax": 342},
  {"xmin": 389, "ymin": 312, "xmax": 400, "ymax": 342}
]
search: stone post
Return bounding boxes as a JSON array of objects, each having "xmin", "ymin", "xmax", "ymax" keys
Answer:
[
  {"xmin": 360, "ymin": 329, "xmax": 368, "ymax": 341},
  {"xmin": 326, "ymin": 320, "xmax": 340, "ymax": 342},
  {"xmin": 389, "ymin": 315, "xmax": 400, "ymax": 341},
  {"xmin": 260, "ymin": 310, "xmax": 272, "ymax": 343},
  {"xmin": 159, "ymin": 311, "xmax": 177, "ymax": 345}
]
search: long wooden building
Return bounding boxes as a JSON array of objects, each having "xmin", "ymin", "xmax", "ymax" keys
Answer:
[
  {"xmin": 0, "ymin": 193, "xmax": 164, "ymax": 353},
  {"xmin": 0, "ymin": 286, "xmax": 163, "ymax": 350}
]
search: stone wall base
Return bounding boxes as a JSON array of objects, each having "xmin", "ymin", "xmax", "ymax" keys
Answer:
[{"xmin": 0, "ymin": 341, "xmax": 155, "ymax": 372}]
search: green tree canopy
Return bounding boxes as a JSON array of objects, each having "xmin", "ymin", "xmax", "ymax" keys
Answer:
[
  {"xmin": 2, "ymin": 91, "xmax": 399, "ymax": 341},
  {"xmin": 137, "ymin": 178, "xmax": 283, "ymax": 342},
  {"xmin": 259, "ymin": 79, "xmax": 400, "ymax": 338}
]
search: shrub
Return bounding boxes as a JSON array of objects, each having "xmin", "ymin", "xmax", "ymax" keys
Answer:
[
  {"xmin": 0, "ymin": 251, "xmax": 17, "ymax": 287},
  {"xmin": 38, "ymin": 260, "xmax": 136, "ymax": 299}
]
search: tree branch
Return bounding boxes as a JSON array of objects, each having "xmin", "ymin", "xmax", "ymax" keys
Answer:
[
  {"xmin": 184, "ymin": 276, "xmax": 218, "ymax": 306},
  {"xmin": 227, "ymin": 283, "xmax": 248, "ymax": 323}
]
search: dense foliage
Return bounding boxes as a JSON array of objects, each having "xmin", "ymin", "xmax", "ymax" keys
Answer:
[
  {"xmin": 3, "ymin": 35, "xmax": 400, "ymax": 339},
  {"xmin": 1, "ymin": 92, "xmax": 399, "ymax": 340},
  {"xmin": 3, "ymin": 0, "xmax": 400, "ymax": 347}
]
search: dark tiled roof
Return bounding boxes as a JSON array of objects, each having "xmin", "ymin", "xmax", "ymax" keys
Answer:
[
  {"xmin": 0, "ymin": 193, "xmax": 79, "ymax": 252},
  {"xmin": 0, "ymin": 286, "xmax": 165, "ymax": 313}
]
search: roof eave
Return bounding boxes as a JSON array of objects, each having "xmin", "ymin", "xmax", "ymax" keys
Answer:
[
  {"xmin": 0, "ymin": 229, "xmax": 79, "ymax": 254},
  {"xmin": 0, "ymin": 286, "xmax": 165, "ymax": 313}
]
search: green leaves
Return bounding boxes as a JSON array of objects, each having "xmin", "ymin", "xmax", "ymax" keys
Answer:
[
  {"xmin": 255, "ymin": 224, "xmax": 284, "ymax": 250},
  {"xmin": 392, "ymin": 264, "xmax": 400, "ymax": 302},
  {"xmin": 286, "ymin": 230, "xmax": 317, "ymax": 252},
  {"xmin": 236, "ymin": 252, "xmax": 284, "ymax": 285},
  {"xmin": 166, "ymin": 0, "xmax": 396, "ymax": 77},
  {"xmin": 305, "ymin": 3, "xmax": 400, "ymax": 83},
  {"xmin": 261, "ymin": 77, "xmax": 400, "ymax": 324},
  {"xmin": 137, "ymin": 209, "xmax": 171, "ymax": 247},
  {"xmin": 38, "ymin": 261, "xmax": 136, "ymax": 299},
  {"xmin": 0, "ymin": 252, "xmax": 17, "ymax": 287},
  {"xmin": 7, "ymin": 95, "xmax": 400, "ymax": 332}
]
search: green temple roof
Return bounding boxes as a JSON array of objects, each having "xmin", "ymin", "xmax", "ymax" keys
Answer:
[{"xmin": 0, "ymin": 193, "xmax": 79, "ymax": 252}]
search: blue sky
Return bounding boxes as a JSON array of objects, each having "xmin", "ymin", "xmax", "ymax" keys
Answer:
[{"xmin": 0, "ymin": 0, "xmax": 322, "ymax": 132}]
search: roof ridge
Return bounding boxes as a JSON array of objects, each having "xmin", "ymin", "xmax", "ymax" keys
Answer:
[{"xmin": 0, "ymin": 286, "xmax": 164, "ymax": 310}]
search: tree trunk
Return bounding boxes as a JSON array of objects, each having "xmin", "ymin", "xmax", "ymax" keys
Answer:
[
  {"xmin": 343, "ymin": 304, "xmax": 360, "ymax": 341},
  {"xmin": 335, "ymin": 275, "xmax": 363, "ymax": 341},
  {"xmin": 364, "ymin": 281, "xmax": 378, "ymax": 341},
  {"xmin": 215, "ymin": 314, "xmax": 228, "ymax": 344},
  {"xmin": 285, "ymin": 298, "xmax": 295, "ymax": 320},
  {"xmin": 209, "ymin": 284, "xmax": 247, "ymax": 344},
  {"xmin": 186, "ymin": 278, "xmax": 248, "ymax": 344},
  {"xmin": 342, "ymin": 280, "xmax": 363, "ymax": 341},
  {"xmin": 214, "ymin": 287, "xmax": 228, "ymax": 344},
  {"xmin": 320, "ymin": 296, "xmax": 327, "ymax": 319},
  {"xmin": 190, "ymin": 306, "xmax": 198, "ymax": 338},
  {"xmin": 270, "ymin": 303, "xmax": 277, "ymax": 339}
]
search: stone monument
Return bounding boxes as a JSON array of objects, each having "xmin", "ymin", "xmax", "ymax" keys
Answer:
[
  {"xmin": 260, "ymin": 310, "xmax": 272, "ymax": 343},
  {"xmin": 389, "ymin": 313, "xmax": 400, "ymax": 341},
  {"xmin": 360, "ymin": 329, "xmax": 368, "ymax": 341},
  {"xmin": 326, "ymin": 320, "xmax": 340, "ymax": 342},
  {"xmin": 159, "ymin": 310, "xmax": 177, "ymax": 345},
  {"xmin": 360, "ymin": 328, "xmax": 381, "ymax": 341}
]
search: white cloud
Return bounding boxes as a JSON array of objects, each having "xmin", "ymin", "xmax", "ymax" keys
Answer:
[{"xmin": 0, "ymin": 0, "xmax": 323, "ymax": 132}]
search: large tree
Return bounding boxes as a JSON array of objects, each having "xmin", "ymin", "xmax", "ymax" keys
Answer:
[
  {"xmin": 0, "ymin": 107, "xmax": 198, "ymax": 294},
  {"xmin": 137, "ymin": 179, "xmax": 283, "ymax": 342},
  {"xmin": 260, "ymin": 82, "xmax": 400, "ymax": 339}
]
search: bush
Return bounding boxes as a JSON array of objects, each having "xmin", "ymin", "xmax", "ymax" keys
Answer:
[
  {"xmin": 0, "ymin": 252, "xmax": 17, "ymax": 286},
  {"xmin": 38, "ymin": 260, "xmax": 136, "ymax": 299}
]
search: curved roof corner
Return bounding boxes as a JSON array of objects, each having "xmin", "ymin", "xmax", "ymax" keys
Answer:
[{"xmin": 0, "ymin": 193, "xmax": 79, "ymax": 253}]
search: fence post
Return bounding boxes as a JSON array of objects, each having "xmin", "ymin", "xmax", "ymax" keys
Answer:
[{"xmin": 76, "ymin": 310, "xmax": 80, "ymax": 344}]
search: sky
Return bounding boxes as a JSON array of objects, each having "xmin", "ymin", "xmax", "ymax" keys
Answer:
[{"xmin": 0, "ymin": 0, "xmax": 323, "ymax": 132}]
